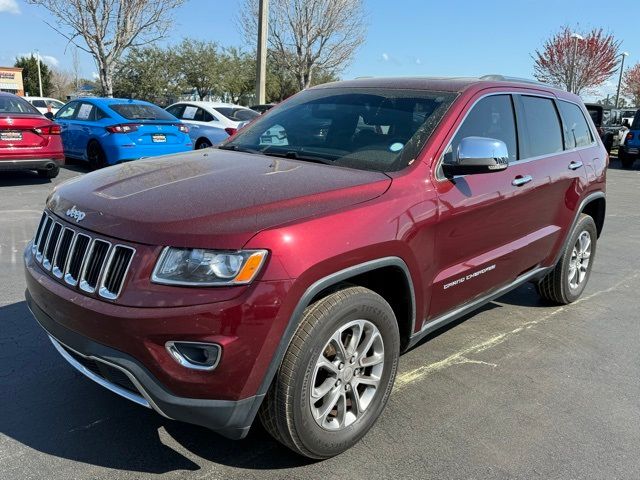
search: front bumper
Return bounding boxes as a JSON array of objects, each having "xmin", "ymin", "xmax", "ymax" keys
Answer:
[
  {"xmin": 0, "ymin": 158, "xmax": 63, "ymax": 171},
  {"xmin": 26, "ymin": 290, "xmax": 263, "ymax": 439}
]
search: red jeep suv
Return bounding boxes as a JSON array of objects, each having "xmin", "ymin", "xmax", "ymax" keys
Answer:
[{"xmin": 24, "ymin": 76, "xmax": 606, "ymax": 458}]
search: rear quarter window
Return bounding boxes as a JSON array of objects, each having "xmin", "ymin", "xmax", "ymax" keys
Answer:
[
  {"xmin": 558, "ymin": 101, "xmax": 594, "ymax": 149},
  {"xmin": 519, "ymin": 96, "xmax": 563, "ymax": 158}
]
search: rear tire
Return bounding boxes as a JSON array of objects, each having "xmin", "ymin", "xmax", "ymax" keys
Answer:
[
  {"xmin": 536, "ymin": 214, "xmax": 597, "ymax": 304},
  {"xmin": 259, "ymin": 286, "xmax": 400, "ymax": 459},
  {"xmin": 37, "ymin": 164, "xmax": 59, "ymax": 178},
  {"xmin": 87, "ymin": 141, "xmax": 107, "ymax": 169},
  {"xmin": 196, "ymin": 138, "xmax": 212, "ymax": 149}
]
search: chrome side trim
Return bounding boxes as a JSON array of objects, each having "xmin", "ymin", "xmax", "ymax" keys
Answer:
[
  {"xmin": 48, "ymin": 335, "xmax": 150, "ymax": 409},
  {"xmin": 408, "ymin": 266, "xmax": 550, "ymax": 348}
]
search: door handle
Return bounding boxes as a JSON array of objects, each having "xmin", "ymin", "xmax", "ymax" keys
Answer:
[
  {"xmin": 512, "ymin": 175, "xmax": 533, "ymax": 187},
  {"xmin": 568, "ymin": 160, "xmax": 583, "ymax": 170}
]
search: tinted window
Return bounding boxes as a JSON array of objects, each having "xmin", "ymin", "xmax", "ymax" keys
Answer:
[
  {"xmin": 31, "ymin": 100, "xmax": 47, "ymax": 108},
  {"xmin": 195, "ymin": 108, "xmax": 214, "ymax": 122},
  {"xmin": 166, "ymin": 104, "xmax": 184, "ymax": 118},
  {"xmin": 558, "ymin": 101, "xmax": 594, "ymax": 149},
  {"xmin": 216, "ymin": 107, "xmax": 260, "ymax": 122},
  {"xmin": 109, "ymin": 103, "xmax": 175, "ymax": 120},
  {"xmin": 448, "ymin": 95, "xmax": 517, "ymax": 163},
  {"xmin": 225, "ymin": 88, "xmax": 457, "ymax": 172},
  {"xmin": 55, "ymin": 101, "xmax": 79, "ymax": 119},
  {"xmin": 632, "ymin": 111, "xmax": 640, "ymax": 130},
  {"xmin": 50, "ymin": 100, "xmax": 65, "ymax": 109},
  {"xmin": 0, "ymin": 95, "xmax": 41, "ymax": 114},
  {"xmin": 520, "ymin": 96, "xmax": 563, "ymax": 158}
]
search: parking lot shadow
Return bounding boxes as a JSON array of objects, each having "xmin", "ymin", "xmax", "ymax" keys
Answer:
[
  {"xmin": 0, "ymin": 301, "xmax": 310, "ymax": 475},
  {"xmin": 0, "ymin": 170, "xmax": 55, "ymax": 186}
]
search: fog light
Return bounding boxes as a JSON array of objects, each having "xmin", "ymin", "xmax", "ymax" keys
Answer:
[{"xmin": 165, "ymin": 341, "xmax": 221, "ymax": 371}]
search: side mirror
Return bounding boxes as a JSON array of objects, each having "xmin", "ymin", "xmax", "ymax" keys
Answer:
[
  {"xmin": 442, "ymin": 136, "xmax": 509, "ymax": 177},
  {"xmin": 44, "ymin": 112, "xmax": 54, "ymax": 120}
]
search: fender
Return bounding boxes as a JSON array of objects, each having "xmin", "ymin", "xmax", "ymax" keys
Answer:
[{"xmin": 255, "ymin": 256, "xmax": 416, "ymax": 400}]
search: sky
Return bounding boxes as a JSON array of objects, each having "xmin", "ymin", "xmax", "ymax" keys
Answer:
[{"xmin": 0, "ymin": 0, "xmax": 639, "ymax": 102}]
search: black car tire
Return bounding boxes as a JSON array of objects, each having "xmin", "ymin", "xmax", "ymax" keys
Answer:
[
  {"xmin": 37, "ymin": 164, "xmax": 59, "ymax": 179},
  {"xmin": 196, "ymin": 138, "xmax": 212, "ymax": 149},
  {"xmin": 259, "ymin": 286, "xmax": 400, "ymax": 459},
  {"xmin": 536, "ymin": 214, "xmax": 597, "ymax": 304},
  {"xmin": 87, "ymin": 141, "xmax": 107, "ymax": 169},
  {"xmin": 619, "ymin": 150, "xmax": 635, "ymax": 169}
]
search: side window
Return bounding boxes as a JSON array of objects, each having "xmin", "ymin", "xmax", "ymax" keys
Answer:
[
  {"xmin": 520, "ymin": 96, "xmax": 563, "ymax": 158},
  {"xmin": 95, "ymin": 107, "xmax": 109, "ymax": 120},
  {"xmin": 194, "ymin": 108, "xmax": 213, "ymax": 122},
  {"xmin": 31, "ymin": 100, "xmax": 47, "ymax": 108},
  {"xmin": 558, "ymin": 101, "xmax": 594, "ymax": 149},
  {"xmin": 448, "ymin": 95, "xmax": 518, "ymax": 163},
  {"xmin": 56, "ymin": 102, "xmax": 79, "ymax": 119},
  {"xmin": 166, "ymin": 104, "xmax": 185, "ymax": 118},
  {"xmin": 182, "ymin": 105, "xmax": 198, "ymax": 120},
  {"xmin": 75, "ymin": 102, "xmax": 95, "ymax": 121}
]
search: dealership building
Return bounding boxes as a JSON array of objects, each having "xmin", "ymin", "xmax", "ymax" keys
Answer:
[{"xmin": 0, "ymin": 67, "xmax": 24, "ymax": 96}]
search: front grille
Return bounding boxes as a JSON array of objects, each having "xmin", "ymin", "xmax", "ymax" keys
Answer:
[{"xmin": 31, "ymin": 211, "xmax": 136, "ymax": 300}]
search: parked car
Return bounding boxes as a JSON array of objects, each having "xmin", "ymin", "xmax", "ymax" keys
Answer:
[
  {"xmin": 163, "ymin": 104, "xmax": 229, "ymax": 149},
  {"xmin": 166, "ymin": 101, "xmax": 260, "ymax": 136},
  {"xmin": 585, "ymin": 103, "xmax": 615, "ymax": 153},
  {"xmin": 250, "ymin": 103, "xmax": 276, "ymax": 114},
  {"xmin": 24, "ymin": 76, "xmax": 606, "ymax": 459},
  {"xmin": 24, "ymin": 96, "xmax": 66, "ymax": 116},
  {"xmin": 54, "ymin": 98, "xmax": 192, "ymax": 168},
  {"xmin": 0, "ymin": 92, "xmax": 64, "ymax": 178},
  {"xmin": 618, "ymin": 110, "xmax": 640, "ymax": 168}
]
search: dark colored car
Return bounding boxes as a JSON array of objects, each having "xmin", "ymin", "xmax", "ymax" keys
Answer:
[
  {"xmin": 619, "ymin": 110, "xmax": 640, "ymax": 169},
  {"xmin": 250, "ymin": 103, "xmax": 276, "ymax": 114},
  {"xmin": 0, "ymin": 92, "xmax": 64, "ymax": 178},
  {"xmin": 24, "ymin": 76, "xmax": 607, "ymax": 458},
  {"xmin": 585, "ymin": 103, "xmax": 615, "ymax": 153}
]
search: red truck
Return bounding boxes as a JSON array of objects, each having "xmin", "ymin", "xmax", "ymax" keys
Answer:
[{"xmin": 24, "ymin": 76, "xmax": 606, "ymax": 458}]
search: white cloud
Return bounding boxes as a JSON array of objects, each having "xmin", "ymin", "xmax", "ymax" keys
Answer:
[
  {"xmin": 381, "ymin": 53, "xmax": 389, "ymax": 62},
  {"xmin": 17, "ymin": 53, "xmax": 60, "ymax": 68},
  {"xmin": 0, "ymin": 0, "xmax": 20, "ymax": 14},
  {"xmin": 91, "ymin": 71, "xmax": 99, "ymax": 79}
]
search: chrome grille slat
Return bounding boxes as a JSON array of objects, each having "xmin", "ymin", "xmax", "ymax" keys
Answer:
[{"xmin": 31, "ymin": 211, "xmax": 134, "ymax": 300}]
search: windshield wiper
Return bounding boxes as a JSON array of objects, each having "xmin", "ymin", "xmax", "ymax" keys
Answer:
[
  {"xmin": 259, "ymin": 148, "xmax": 336, "ymax": 165},
  {"xmin": 218, "ymin": 144, "xmax": 261, "ymax": 154}
]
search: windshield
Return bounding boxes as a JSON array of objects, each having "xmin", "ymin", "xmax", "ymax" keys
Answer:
[
  {"xmin": 109, "ymin": 103, "xmax": 176, "ymax": 121},
  {"xmin": 216, "ymin": 107, "xmax": 260, "ymax": 122},
  {"xmin": 0, "ymin": 95, "xmax": 41, "ymax": 115},
  {"xmin": 222, "ymin": 88, "xmax": 456, "ymax": 172}
]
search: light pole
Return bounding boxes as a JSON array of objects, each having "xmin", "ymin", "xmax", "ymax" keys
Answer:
[
  {"xmin": 615, "ymin": 52, "xmax": 629, "ymax": 109},
  {"xmin": 255, "ymin": 0, "xmax": 269, "ymax": 105},
  {"xmin": 35, "ymin": 50, "xmax": 43, "ymax": 97},
  {"xmin": 569, "ymin": 33, "xmax": 583, "ymax": 94}
]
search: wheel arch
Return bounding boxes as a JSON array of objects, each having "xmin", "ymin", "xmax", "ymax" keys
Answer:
[
  {"xmin": 256, "ymin": 257, "xmax": 416, "ymax": 398},
  {"xmin": 581, "ymin": 195, "xmax": 606, "ymax": 237}
]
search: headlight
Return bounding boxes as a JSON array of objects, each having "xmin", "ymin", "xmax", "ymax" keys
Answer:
[{"xmin": 151, "ymin": 247, "xmax": 268, "ymax": 286}]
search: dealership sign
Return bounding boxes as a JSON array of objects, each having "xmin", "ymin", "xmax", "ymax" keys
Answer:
[{"xmin": 0, "ymin": 72, "xmax": 16, "ymax": 80}]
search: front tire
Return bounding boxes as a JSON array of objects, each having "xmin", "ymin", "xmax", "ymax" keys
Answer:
[
  {"xmin": 259, "ymin": 286, "xmax": 400, "ymax": 459},
  {"xmin": 536, "ymin": 214, "xmax": 597, "ymax": 304},
  {"xmin": 196, "ymin": 138, "xmax": 212, "ymax": 149}
]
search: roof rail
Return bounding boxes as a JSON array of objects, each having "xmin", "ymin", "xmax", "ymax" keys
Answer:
[{"xmin": 480, "ymin": 75, "xmax": 556, "ymax": 88}]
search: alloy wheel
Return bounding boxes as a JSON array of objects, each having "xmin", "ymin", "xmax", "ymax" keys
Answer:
[
  {"xmin": 310, "ymin": 319, "xmax": 385, "ymax": 431},
  {"xmin": 568, "ymin": 230, "xmax": 591, "ymax": 289}
]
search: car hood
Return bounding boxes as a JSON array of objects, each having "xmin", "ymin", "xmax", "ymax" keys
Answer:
[{"xmin": 47, "ymin": 149, "xmax": 391, "ymax": 248}]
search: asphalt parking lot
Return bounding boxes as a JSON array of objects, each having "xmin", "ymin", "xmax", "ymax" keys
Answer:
[{"xmin": 1, "ymin": 160, "xmax": 639, "ymax": 480}]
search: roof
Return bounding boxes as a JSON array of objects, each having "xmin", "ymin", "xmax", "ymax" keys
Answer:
[
  {"xmin": 173, "ymin": 101, "xmax": 250, "ymax": 109},
  {"xmin": 313, "ymin": 75, "xmax": 570, "ymax": 97}
]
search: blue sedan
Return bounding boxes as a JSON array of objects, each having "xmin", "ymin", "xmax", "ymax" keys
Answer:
[{"xmin": 54, "ymin": 98, "xmax": 192, "ymax": 168}]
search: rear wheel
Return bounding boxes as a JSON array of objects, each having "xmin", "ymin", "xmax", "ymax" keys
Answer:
[
  {"xmin": 196, "ymin": 138, "xmax": 212, "ymax": 149},
  {"xmin": 259, "ymin": 286, "xmax": 400, "ymax": 459},
  {"xmin": 87, "ymin": 141, "xmax": 107, "ymax": 169},
  {"xmin": 536, "ymin": 214, "xmax": 597, "ymax": 304},
  {"xmin": 37, "ymin": 164, "xmax": 59, "ymax": 178}
]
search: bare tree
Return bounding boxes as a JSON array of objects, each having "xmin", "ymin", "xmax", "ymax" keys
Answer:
[
  {"xmin": 71, "ymin": 47, "xmax": 81, "ymax": 92},
  {"xmin": 238, "ymin": 0, "xmax": 366, "ymax": 90},
  {"xmin": 26, "ymin": 0, "xmax": 185, "ymax": 97},
  {"xmin": 533, "ymin": 26, "xmax": 620, "ymax": 95},
  {"xmin": 50, "ymin": 69, "xmax": 75, "ymax": 100}
]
